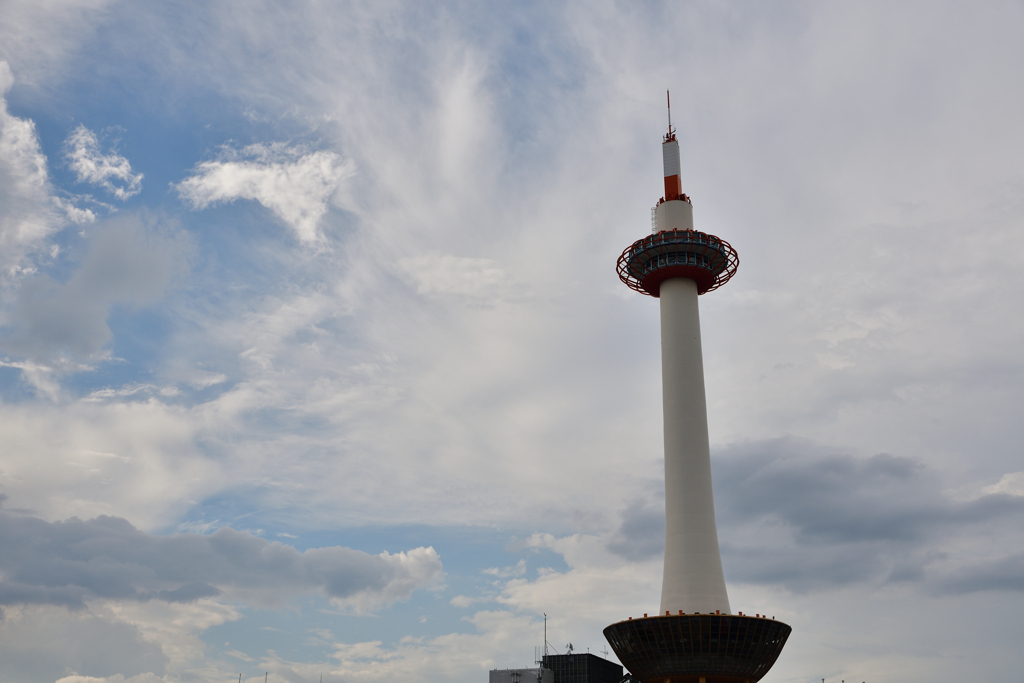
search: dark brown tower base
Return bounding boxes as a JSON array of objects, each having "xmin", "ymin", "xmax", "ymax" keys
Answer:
[{"xmin": 604, "ymin": 614, "xmax": 791, "ymax": 683}]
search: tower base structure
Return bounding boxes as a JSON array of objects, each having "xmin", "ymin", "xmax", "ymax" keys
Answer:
[{"xmin": 604, "ymin": 614, "xmax": 791, "ymax": 683}]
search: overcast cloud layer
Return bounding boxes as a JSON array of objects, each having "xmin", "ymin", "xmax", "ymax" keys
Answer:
[{"xmin": 1, "ymin": 2, "xmax": 1024, "ymax": 682}]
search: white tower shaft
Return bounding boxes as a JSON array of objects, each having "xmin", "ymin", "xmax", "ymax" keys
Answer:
[{"xmin": 659, "ymin": 276, "xmax": 731, "ymax": 615}]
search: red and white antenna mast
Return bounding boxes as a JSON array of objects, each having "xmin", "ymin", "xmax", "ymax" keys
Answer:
[{"xmin": 662, "ymin": 90, "xmax": 682, "ymax": 202}]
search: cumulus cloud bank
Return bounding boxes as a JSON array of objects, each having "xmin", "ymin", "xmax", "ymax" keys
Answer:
[
  {"xmin": 176, "ymin": 143, "xmax": 354, "ymax": 243},
  {"xmin": 0, "ymin": 506, "xmax": 443, "ymax": 610},
  {"xmin": 64, "ymin": 125, "xmax": 143, "ymax": 200}
]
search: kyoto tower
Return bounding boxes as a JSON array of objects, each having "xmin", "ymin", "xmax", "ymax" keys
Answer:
[{"xmin": 603, "ymin": 96, "xmax": 791, "ymax": 683}]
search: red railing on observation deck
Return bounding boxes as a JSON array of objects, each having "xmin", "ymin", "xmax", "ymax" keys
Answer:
[{"xmin": 617, "ymin": 229, "xmax": 739, "ymax": 297}]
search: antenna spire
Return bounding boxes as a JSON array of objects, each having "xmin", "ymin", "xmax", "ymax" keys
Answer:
[
  {"xmin": 666, "ymin": 90, "xmax": 675, "ymax": 140},
  {"xmin": 667, "ymin": 90, "xmax": 672, "ymax": 132}
]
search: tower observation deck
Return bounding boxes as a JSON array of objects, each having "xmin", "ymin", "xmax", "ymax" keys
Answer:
[{"xmin": 603, "ymin": 96, "xmax": 790, "ymax": 683}]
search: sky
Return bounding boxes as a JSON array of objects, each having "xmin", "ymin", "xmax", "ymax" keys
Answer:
[{"xmin": 1, "ymin": 1, "xmax": 1023, "ymax": 682}]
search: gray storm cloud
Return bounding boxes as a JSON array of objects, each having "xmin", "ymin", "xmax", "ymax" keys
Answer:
[
  {"xmin": 936, "ymin": 552, "xmax": 1024, "ymax": 595},
  {"xmin": 714, "ymin": 439, "xmax": 1024, "ymax": 591},
  {"xmin": 0, "ymin": 505, "xmax": 442, "ymax": 610},
  {"xmin": 605, "ymin": 438, "xmax": 1024, "ymax": 593}
]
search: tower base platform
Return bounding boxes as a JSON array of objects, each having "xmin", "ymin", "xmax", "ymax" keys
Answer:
[{"xmin": 603, "ymin": 614, "xmax": 790, "ymax": 683}]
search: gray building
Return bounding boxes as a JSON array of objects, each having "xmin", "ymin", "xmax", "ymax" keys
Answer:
[
  {"xmin": 540, "ymin": 654, "xmax": 622, "ymax": 683},
  {"xmin": 489, "ymin": 668, "xmax": 553, "ymax": 683}
]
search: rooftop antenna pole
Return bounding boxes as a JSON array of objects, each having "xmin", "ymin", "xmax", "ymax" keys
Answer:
[{"xmin": 543, "ymin": 613, "xmax": 548, "ymax": 658}]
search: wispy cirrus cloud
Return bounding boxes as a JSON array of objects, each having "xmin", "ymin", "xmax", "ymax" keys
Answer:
[
  {"xmin": 64, "ymin": 124, "xmax": 143, "ymax": 200},
  {"xmin": 175, "ymin": 143, "xmax": 354, "ymax": 243}
]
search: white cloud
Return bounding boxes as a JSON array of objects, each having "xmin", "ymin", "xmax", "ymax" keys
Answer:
[
  {"xmin": 982, "ymin": 471, "xmax": 1024, "ymax": 497},
  {"xmin": 399, "ymin": 253, "xmax": 510, "ymax": 301},
  {"xmin": 0, "ymin": 604, "xmax": 168, "ymax": 683},
  {"xmin": 175, "ymin": 143, "xmax": 354, "ymax": 243},
  {"xmin": 3, "ymin": 3, "xmax": 1024, "ymax": 682},
  {"xmin": 0, "ymin": 213, "xmax": 185, "ymax": 372},
  {"xmin": 0, "ymin": 358, "xmax": 64, "ymax": 400},
  {"xmin": 496, "ymin": 533, "xmax": 659, "ymax": 623},
  {"xmin": 0, "ymin": 396, "xmax": 218, "ymax": 530},
  {"xmin": 189, "ymin": 372, "xmax": 227, "ymax": 389},
  {"xmin": 0, "ymin": 506, "xmax": 442, "ymax": 683},
  {"xmin": 55, "ymin": 195, "xmax": 100, "ymax": 223},
  {"xmin": 0, "ymin": 60, "xmax": 88, "ymax": 279},
  {"xmin": 480, "ymin": 560, "xmax": 527, "ymax": 579},
  {"xmin": 265, "ymin": 610, "xmax": 546, "ymax": 683},
  {"xmin": 226, "ymin": 649, "xmax": 255, "ymax": 661},
  {"xmin": 0, "ymin": 1, "xmax": 117, "ymax": 89},
  {"xmin": 449, "ymin": 594, "xmax": 478, "ymax": 608},
  {"xmin": 56, "ymin": 676, "xmax": 167, "ymax": 683},
  {"xmin": 60, "ymin": 597, "xmax": 242, "ymax": 679},
  {"xmin": 252, "ymin": 532, "xmax": 659, "ymax": 683},
  {"xmin": 64, "ymin": 125, "xmax": 143, "ymax": 200}
]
